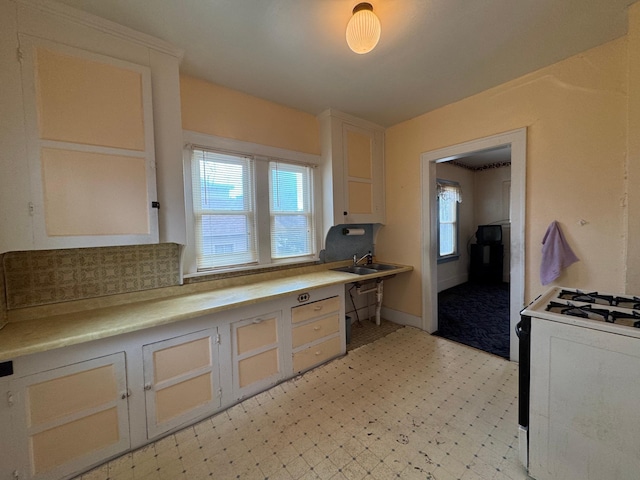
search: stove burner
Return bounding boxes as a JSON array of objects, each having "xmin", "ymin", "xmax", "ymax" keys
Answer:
[
  {"xmin": 609, "ymin": 310, "xmax": 640, "ymax": 328},
  {"xmin": 613, "ymin": 296, "xmax": 640, "ymax": 310},
  {"xmin": 558, "ymin": 289, "xmax": 615, "ymax": 306},
  {"xmin": 546, "ymin": 301, "xmax": 611, "ymax": 321}
]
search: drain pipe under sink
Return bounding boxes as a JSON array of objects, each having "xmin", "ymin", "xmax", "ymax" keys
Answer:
[{"xmin": 356, "ymin": 279, "xmax": 384, "ymax": 326}]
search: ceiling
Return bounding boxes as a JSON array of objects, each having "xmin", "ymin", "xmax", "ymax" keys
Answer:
[{"xmin": 56, "ymin": 0, "xmax": 631, "ymax": 127}]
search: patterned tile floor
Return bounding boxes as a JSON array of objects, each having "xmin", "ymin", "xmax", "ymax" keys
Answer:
[
  {"xmin": 76, "ymin": 327, "xmax": 531, "ymax": 480},
  {"xmin": 347, "ymin": 318, "xmax": 403, "ymax": 351}
]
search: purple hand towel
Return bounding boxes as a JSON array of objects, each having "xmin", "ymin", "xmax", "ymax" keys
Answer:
[{"xmin": 540, "ymin": 221, "xmax": 579, "ymax": 285}]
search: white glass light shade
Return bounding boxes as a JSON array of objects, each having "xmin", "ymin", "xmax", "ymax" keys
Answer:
[{"xmin": 346, "ymin": 3, "xmax": 381, "ymax": 54}]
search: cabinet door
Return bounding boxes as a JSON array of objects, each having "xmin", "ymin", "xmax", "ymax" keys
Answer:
[
  {"xmin": 9, "ymin": 353, "xmax": 130, "ymax": 480},
  {"xmin": 232, "ymin": 311, "xmax": 284, "ymax": 399},
  {"xmin": 342, "ymin": 123, "xmax": 385, "ymax": 224},
  {"xmin": 143, "ymin": 329, "xmax": 220, "ymax": 439},
  {"xmin": 18, "ymin": 35, "xmax": 158, "ymax": 249}
]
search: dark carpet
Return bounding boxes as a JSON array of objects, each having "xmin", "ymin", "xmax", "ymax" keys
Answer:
[{"xmin": 435, "ymin": 282, "xmax": 510, "ymax": 359}]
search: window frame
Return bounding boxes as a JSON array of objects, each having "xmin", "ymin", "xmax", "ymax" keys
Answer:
[
  {"xmin": 269, "ymin": 161, "xmax": 316, "ymax": 260},
  {"xmin": 182, "ymin": 131, "xmax": 323, "ymax": 277},
  {"xmin": 436, "ymin": 179, "xmax": 461, "ymax": 264}
]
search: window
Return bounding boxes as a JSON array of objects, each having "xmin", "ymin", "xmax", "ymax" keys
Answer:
[
  {"xmin": 437, "ymin": 180, "xmax": 461, "ymax": 261},
  {"xmin": 189, "ymin": 145, "xmax": 317, "ymax": 272},
  {"xmin": 269, "ymin": 162, "xmax": 315, "ymax": 259},
  {"xmin": 192, "ymin": 150, "xmax": 256, "ymax": 269}
]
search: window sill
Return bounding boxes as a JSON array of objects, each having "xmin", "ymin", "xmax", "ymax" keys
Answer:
[
  {"xmin": 437, "ymin": 255, "xmax": 460, "ymax": 265},
  {"xmin": 183, "ymin": 259, "xmax": 320, "ymax": 284}
]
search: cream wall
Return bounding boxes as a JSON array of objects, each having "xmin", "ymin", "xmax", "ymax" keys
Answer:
[
  {"xmin": 379, "ymin": 36, "xmax": 628, "ymax": 317},
  {"xmin": 180, "ymin": 75, "xmax": 320, "ymax": 155},
  {"xmin": 626, "ymin": 3, "xmax": 640, "ymax": 292}
]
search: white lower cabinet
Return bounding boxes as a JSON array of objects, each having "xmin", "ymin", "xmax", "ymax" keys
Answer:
[
  {"xmin": 142, "ymin": 328, "xmax": 222, "ymax": 438},
  {"xmin": 231, "ymin": 311, "xmax": 285, "ymax": 399},
  {"xmin": 9, "ymin": 353, "xmax": 130, "ymax": 480},
  {"xmin": 291, "ymin": 294, "xmax": 345, "ymax": 374},
  {"xmin": 1, "ymin": 286, "xmax": 345, "ymax": 479}
]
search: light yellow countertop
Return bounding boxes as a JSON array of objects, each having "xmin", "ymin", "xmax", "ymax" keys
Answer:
[{"xmin": 0, "ymin": 261, "xmax": 412, "ymax": 362}]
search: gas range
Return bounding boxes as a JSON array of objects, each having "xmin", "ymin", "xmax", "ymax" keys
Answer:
[{"xmin": 521, "ymin": 286, "xmax": 640, "ymax": 337}]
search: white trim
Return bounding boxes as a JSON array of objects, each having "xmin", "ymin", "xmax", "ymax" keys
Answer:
[
  {"xmin": 380, "ymin": 306, "xmax": 422, "ymax": 329},
  {"xmin": 142, "ymin": 328, "xmax": 220, "ymax": 439},
  {"xmin": 317, "ymin": 108, "xmax": 384, "ymax": 132},
  {"xmin": 10, "ymin": 352, "xmax": 130, "ymax": 480},
  {"xmin": 16, "ymin": 0, "xmax": 184, "ymax": 58},
  {"xmin": 182, "ymin": 131, "xmax": 323, "ymax": 275},
  {"xmin": 438, "ymin": 273, "xmax": 469, "ymax": 293},
  {"xmin": 420, "ymin": 128, "xmax": 527, "ymax": 362},
  {"xmin": 38, "ymin": 139, "xmax": 148, "ymax": 159},
  {"xmin": 183, "ymin": 130, "xmax": 321, "ymax": 166},
  {"xmin": 18, "ymin": 34, "xmax": 159, "ymax": 249}
]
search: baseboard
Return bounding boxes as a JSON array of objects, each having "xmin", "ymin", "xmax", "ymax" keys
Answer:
[
  {"xmin": 437, "ymin": 273, "xmax": 468, "ymax": 292},
  {"xmin": 381, "ymin": 306, "xmax": 422, "ymax": 329}
]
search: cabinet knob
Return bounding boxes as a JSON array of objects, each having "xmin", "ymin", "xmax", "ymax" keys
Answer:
[
  {"xmin": 315, "ymin": 350, "xmax": 322, "ymax": 356},
  {"xmin": 313, "ymin": 326, "xmax": 321, "ymax": 331},
  {"xmin": 144, "ymin": 383, "xmax": 152, "ymax": 391},
  {"xmin": 313, "ymin": 306, "xmax": 323, "ymax": 311},
  {"xmin": 343, "ymin": 211, "xmax": 348, "ymax": 216}
]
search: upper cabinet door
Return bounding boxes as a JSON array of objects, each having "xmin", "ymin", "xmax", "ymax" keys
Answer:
[
  {"xmin": 342, "ymin": 123, "xmax": 382, "ymax": 222},
  {"xmin": 19, "ymin": 35, "xmax": 159, "ymax": 249},
  {"xmin": 317, "ymin": 109, "xmax": 385, "ymax": 236}
]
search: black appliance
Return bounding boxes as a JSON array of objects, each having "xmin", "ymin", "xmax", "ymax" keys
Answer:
[
  {"xmin": 516, "ymin": 314, "xmax": 531, "ymax": 468},
  {"xmin": 469, "ymin": 225, "xmax": 503, "ymax": 283},
  {"xmin": 475, "ymin": 224, "xmax": 502, "ymax": 244}
]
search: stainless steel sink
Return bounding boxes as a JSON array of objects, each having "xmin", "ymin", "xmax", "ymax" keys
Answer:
[
  {"xmin": 332, "ymin": 265, "xmax": 379, "ymax": 275},
  {"xmin": 331, "ymin": 263, "xmax": 399, "ymax": 275},
  {"xmin": 366, "ymin": 263, "xmax": 399, "ymax": 271}
]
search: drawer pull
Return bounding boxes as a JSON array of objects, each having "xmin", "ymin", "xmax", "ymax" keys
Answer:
[
  {"xmin": 313, "ymin": 326, "xmax": 321, "ymax": 331},
  {"xmin": 315, "ymin": 350, "xmax": 322, "ymax": 356},
  {"xmin": 313, "ymin": 306, "xmax": 323, "ymax": 311}
]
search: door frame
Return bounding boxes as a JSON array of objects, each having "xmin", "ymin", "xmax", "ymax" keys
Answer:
[{"xmin": 420, "ymin": 128, "xmax": 526, "ymax": 361}]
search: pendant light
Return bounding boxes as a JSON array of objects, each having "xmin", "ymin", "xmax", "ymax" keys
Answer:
[{"xmin": 346, "ymin": 2, "xmax": 381, "ymax": 54}]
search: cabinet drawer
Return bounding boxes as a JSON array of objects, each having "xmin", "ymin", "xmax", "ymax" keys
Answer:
[
  {"xmin": 292, "ymin": 314, "xmax": 340, "ymax": 348},
  {"xmin": 292, "ymin": 336, "xmax": 342, "ymax": 373},
  {"xmin": 292, "ymin": 296, "xmax": 340, "ymax": 324}
]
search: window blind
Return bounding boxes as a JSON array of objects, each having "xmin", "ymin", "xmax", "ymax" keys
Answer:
[
  {"xmin": 269, "ymin": 162, "xmax": 315, "ymax": 259},
  {"xmin": 191, "ymin": 148, "xmax": 257, "ymax": 270}
]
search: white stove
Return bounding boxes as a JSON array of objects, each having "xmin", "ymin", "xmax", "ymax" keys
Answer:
[
  {"xmin": 522, "ymin": 287, "xmax": 640, "ymax": 335},
  {"xmin": 518, "ymin": 286, "xmax": 640, "ymax": 480}
]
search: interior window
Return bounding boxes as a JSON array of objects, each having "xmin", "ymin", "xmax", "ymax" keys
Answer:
[{"xmin": 437, "ymin": 180, "xmax": 461, "ymax": 261}]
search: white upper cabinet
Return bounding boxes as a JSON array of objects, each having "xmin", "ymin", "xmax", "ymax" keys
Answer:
[
  {"xmin": 20, "ymin": 36, "xmax": 159, "ymax": 249},
  {"xmin": 318, "ymin": 109, "xmax": 385, "ymax": 234},
  {"xmin": 0, "ymin": 0, "xmax": 185, "ymax": 252}
]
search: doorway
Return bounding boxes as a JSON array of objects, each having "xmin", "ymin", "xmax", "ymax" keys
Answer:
[
  {"xmin": 420, "ymin": 129, "xmax": 526, "ymax": 362},
  {"xmin": 434, "ymin": 148, "xmax": 511, "ymax": 358}
]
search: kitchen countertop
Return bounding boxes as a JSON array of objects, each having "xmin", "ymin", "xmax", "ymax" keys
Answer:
[{"xmin": 0, "ymin": 261, "xmax": 412, "ymax": 362}]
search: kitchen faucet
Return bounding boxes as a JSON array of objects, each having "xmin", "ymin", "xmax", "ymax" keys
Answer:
[{"xmin": 353, "ymin": 251, "xmax": 373, "ymax": 265}]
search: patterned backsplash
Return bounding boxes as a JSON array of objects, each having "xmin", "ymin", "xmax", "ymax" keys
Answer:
[{"xmin": 2, "ymin": 243, "xmax": 181, "ymax": 310}]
